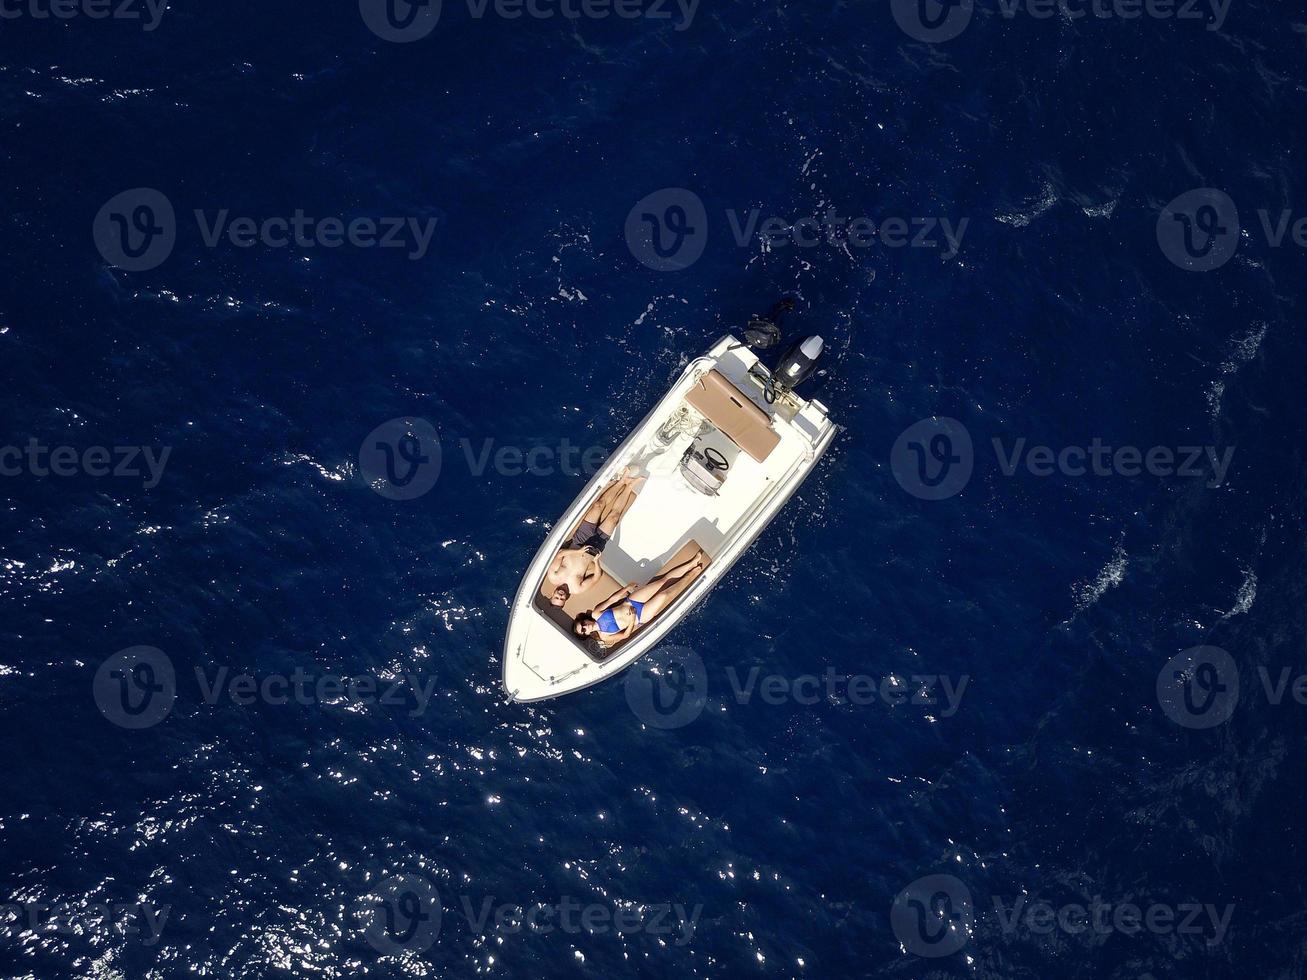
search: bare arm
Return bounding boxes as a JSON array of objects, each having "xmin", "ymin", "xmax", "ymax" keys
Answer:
[
  {"xmin": 596, "ymin": 619, "xmax": 638, "ymax": 648},
  {"xmin": 611, "ymin": 621, "xmax": 639, "ymax": 644},
  {"xmin": 593, "ymin": 582, "xmax": 636, "ymax": 615},
  {"xmin": 578, "ymin": 561, "xmax": 604, "ymax": 591}
]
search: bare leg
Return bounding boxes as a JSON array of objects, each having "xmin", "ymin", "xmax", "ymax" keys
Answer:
[
  {"xmin": 576, "ymin": 473, "xmax": 636, "ymax": 529},
  {"xmin": 595, "ymin": 475, "xmax": 647, "ymax": 533},
  {"xmin": 632, "ymin": 554, "xmax": 707, "ymax": 622},
  {"xmin": 627, "ymin": 551, "xmax": 706, "ymax": 604},
  {"xmin": 595, "ymin": 485, "xmax": 636, "ymax": 534}
]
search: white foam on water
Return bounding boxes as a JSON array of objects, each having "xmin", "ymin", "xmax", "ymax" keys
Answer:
[
  {"xmin": 1072, "ymin": 538, "xmax": 1128, "ymax": 612},
  {"xmin": 1208, "ymin": 322, "xmax": 1267, "ymax": 418},
  {"xmin": 1081, "ymin": 199, "xmax": 1118, "ymax": 219},
  {"xmin": 996, "ymin": 181, "xmax": 1058, "ymax": 228},
  {"xmin": 1221, "ymin": 566, "xmax": 1257, "ymax": 620}
]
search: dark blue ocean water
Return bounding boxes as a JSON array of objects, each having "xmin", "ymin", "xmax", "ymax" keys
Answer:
[{"xmin": 3, "ymin": 1, "xmax": 1306, "ymax": 976}]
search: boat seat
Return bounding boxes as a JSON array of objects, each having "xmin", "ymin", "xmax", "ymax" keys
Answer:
[{"xmin": 685, "ymin": 369, "xmax": 780, "ymax": 463}]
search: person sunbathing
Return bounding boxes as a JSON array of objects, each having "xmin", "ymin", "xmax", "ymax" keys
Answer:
[
  {"xmin": 545, "ymin": 468, "xmax": 646, "ymax": 607},
  {"xmin": 573, "ymin": 549, "xmax": 708, "ymax": 647}
]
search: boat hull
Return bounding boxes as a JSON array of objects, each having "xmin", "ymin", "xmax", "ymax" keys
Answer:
[{"xmin": 501, "ymin": 335, "xmax": 837, "ymax": 703}]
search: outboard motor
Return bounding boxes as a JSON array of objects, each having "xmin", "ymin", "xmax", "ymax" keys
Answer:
[{"xmin": 773, "ymin": 335, "xmax": 824, "ymax": 392}]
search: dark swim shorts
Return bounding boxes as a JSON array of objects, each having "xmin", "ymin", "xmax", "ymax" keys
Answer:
[{"xmin": 568, "ymin": 520, "xmax": 610, "ymax": 553}]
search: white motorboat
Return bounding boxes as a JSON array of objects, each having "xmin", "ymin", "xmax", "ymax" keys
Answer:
[{"xmin": 502, "ymin": 332, "xmax": 838, "ymax": 702}]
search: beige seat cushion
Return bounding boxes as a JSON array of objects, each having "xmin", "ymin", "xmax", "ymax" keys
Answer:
[
  {"xmin": 644, "ymin": 539, "xmax": 711, "ymax": 610},
  {"xmin": 685, "ymin": 370, "xmax": 780, "ymax": 462}
]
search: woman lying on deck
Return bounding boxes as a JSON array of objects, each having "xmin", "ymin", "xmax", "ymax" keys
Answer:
[{"xmin": 573, "ymin": 549, "xmax": 708, "ymax": 648}]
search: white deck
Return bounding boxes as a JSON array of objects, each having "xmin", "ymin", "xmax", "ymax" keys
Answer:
[
  {"xmin": 602, "ymin": 405, "xmax": 806, "ymax": 585},
  {"xmin": 502, "ymin": 335, "xmax": 837, "ymax": 702}
]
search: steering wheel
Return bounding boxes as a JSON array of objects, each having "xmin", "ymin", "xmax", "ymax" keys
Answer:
[{"xmin": 702, "ymin": 447, "xmax": 730, "ymax": 472}]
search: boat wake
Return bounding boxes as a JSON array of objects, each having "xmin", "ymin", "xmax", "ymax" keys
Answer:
[
  {"xmin": 1067, "ymin": 536, "xmax": 1128, "ymax": 620},
  {"xmin": 1206, "ymin": 321, "xmax": 1268, "ymax": 420}
]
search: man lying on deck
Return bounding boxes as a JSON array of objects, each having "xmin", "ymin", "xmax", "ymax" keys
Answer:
[{"xmin": 544, "ymin": 468, "xmax": 646, "ymax": 607}]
